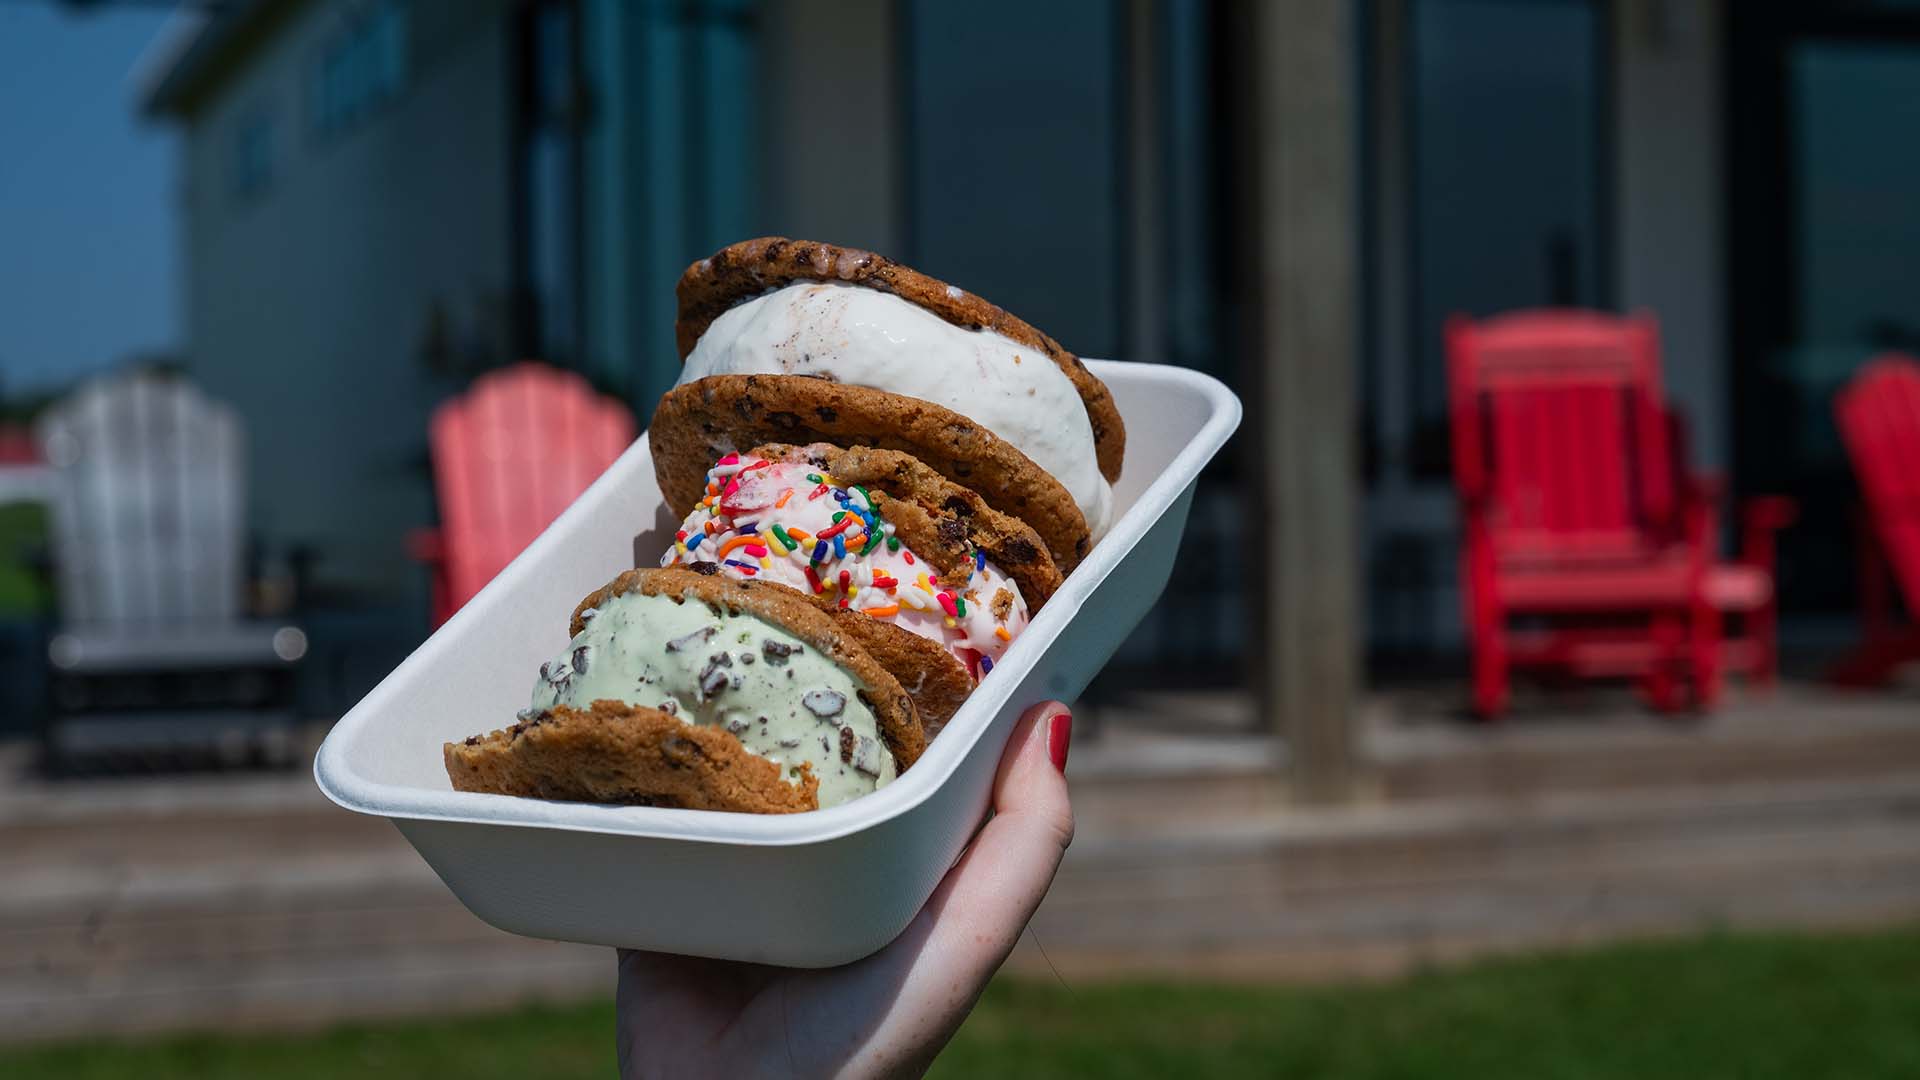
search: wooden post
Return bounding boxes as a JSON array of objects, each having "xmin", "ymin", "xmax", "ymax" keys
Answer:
[{"xmin": 1244, "ymin": 0, "xmax": 1361, "ymax": 802}]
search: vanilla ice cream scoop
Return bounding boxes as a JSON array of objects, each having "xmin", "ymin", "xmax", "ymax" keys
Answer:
[
  {"xmin": 660, "ymin": 454, "xmax": 1031, "ymax": 677},
  {"xmin": 679, "ymin": 282, "xmax": 1114, "ymax": 539}
]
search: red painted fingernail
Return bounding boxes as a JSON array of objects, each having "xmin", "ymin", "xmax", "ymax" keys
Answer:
[{"xmin": 1047, "ymin": 712, "xmax": 1072, "ymax": 773}]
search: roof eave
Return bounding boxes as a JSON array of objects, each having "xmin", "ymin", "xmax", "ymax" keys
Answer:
[{"xmin": 139, "ymin": 0, "xmax": 285, "ymax": 119}]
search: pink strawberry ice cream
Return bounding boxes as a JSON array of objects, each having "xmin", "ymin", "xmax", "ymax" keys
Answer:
[{"xmin": 659, "ymin": 454, "xmax": 1030, "ymax": 676}]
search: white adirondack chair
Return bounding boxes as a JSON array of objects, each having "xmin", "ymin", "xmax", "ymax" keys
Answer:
[{"xmin": 34, "ymin": 370, "xmax": 306, "ymax": 757}]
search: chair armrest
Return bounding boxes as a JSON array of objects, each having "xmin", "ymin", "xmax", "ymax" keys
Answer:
[
  {"xmin": 406, "ymin": 528, "xmax": 446, "ymax": 564},
  {"xmin": 1736, "ymin": 495, "xmax": 1796, "ymax": 576},
  {"xmin": 1682, "ymin": 469, "xmax": 1728, "ymax": 505},
  {"xmin": 409, "ymin": 527, "xmax": 456, "ymax": 629}
]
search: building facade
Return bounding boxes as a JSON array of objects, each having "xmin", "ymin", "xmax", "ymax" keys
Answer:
[
  {"xmin": 146, "ymin": 1, "xmax": 1916, "ymax": 718},
  {"xmin": 148, "ymin": 0, "xmax": 518, "ymax": 604},
  {"xmin": 1363, "ymin": 0, "xmax": 1920, "ymax": 661},
  {"xmin": 143, "ymin": 0, "xmax": 1245, "ymax": 678}
]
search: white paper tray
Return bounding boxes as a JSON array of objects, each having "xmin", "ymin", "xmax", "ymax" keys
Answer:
[{"xmin": 315, "ymin": 360, "xmax": 1241, "ymax": 967}]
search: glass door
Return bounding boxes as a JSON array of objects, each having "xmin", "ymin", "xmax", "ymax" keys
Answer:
[
  {"xmin": 1729, "ymin": 6, "xmax": 1920, "ymax": 615},
  {"xmin": 1362, "ymin": 0, "xmax": 1611, "ymax": 661}
]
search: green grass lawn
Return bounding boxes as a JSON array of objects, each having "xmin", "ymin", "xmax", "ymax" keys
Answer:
[{"xmin": 9, "ymin": 923, "xmax": 1920, "ymax": 1079}]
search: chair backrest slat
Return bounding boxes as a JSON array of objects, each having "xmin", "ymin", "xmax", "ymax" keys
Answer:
[
  {"xmin": 1836, "ymin": 354, "xmax": 1920, "ymax": 609},
  {"xmin": 36, "ymin": 371, "xmax": 246, "ymax": 626},
  {"xmin": 1448, "ymin": 309, "xmax": 1673, "ymax": 560},
  {"xmin": 430, "ymin": 363, "xmax": 636, "ymax": 613}
]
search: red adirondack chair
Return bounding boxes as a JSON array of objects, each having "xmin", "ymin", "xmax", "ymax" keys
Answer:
[
  {"xmin": 1662, "ymin": 409, "xmax": 1797, "ymax": 687},
  {"xmin": 410, "ymin": 363, "xmax": 635, "ymax": 627},
  {"xmin": 1449, "ymin": 310, "xmax": 1731, "ymax": 717},
  {"xmin": 0, "ymin": 423, "xmax": 37, "ymax": 465},
  {"xmin": 1832, "ymin": 355, "xmax": 1920, "ymax": 686}
]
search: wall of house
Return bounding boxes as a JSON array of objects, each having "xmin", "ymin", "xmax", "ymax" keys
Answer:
[
  {"xmin": 581, "ymin": 0, "xmax": 764, "ymax": 407},
  {"xmin": 179, "ymin": 0, "xmax": 513, "ymax": 603},
  {"xmin": 1616, "ymin": 0, "xmax": 1726, "ymax": 470}
]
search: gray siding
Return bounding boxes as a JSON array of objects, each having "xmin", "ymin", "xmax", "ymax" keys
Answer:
[{"xmin": 180, "ymin": 0, "xmax": 512, "ymax": 599}]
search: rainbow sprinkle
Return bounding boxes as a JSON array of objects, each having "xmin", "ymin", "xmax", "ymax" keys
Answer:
[{"xmin": 680, "ymin": 454, "xmax": 1027, "ymax": 666}]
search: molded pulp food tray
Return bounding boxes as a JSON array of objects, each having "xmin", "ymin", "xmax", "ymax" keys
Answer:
[{"xmin": 316, "ymin": 361, "xmax": 1240, "ymax": 967}]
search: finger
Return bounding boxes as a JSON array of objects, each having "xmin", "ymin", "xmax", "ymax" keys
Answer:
[
  {"xmin": 921, "ymin": 699, "xmax": 1075, "ymax": 981},
  {"xmin": 806, "ymin": 703, "xmax": 1074, "ymax": 1079},
  {"xmin": 830, "ymin": 701, "xmax": 1073, "ymax": 1077}
]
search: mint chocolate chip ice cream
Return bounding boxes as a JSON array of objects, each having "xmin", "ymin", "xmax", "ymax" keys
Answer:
[{"xmin": 530, "ymin": 588, "xmax": 897, "ymax": 807}]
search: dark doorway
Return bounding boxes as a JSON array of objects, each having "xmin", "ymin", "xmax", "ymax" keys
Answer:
[{"xmin": 1728, "ymin": 3, "xmax": 1920, "ymax": 617}]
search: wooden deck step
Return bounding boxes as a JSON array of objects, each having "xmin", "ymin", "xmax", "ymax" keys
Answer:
[
  {"xmin": 1019, "ymin": 771, "xmax": 1920, "ymax": 980},
  {"xmin": 0, "ymin": 756, "xmax": 607, "ymax": 1042}
]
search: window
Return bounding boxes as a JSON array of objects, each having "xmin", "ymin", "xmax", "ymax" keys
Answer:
[
  {"xmin": 309, "ymin": 0, "xmax": 411, "ymax": 139},
  {"xmin": 229, "ymin": 112, "xmax": 275, "ymax": 199},
  {"xmin": 1789, "ymin": 41, "xmax": 1920, "ymax": 432}
]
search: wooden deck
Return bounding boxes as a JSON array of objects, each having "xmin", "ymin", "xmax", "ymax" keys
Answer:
[
  {"xmin": 4, "ymin": 679, "xmax": 1919, "ymax": 1041},
  {"xmin": 1018, "ymin": 680, "xmax": 1920, "ymax": 980}
]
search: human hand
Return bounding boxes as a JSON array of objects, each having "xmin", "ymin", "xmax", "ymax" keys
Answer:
[{"xmin": 615, "ymin": 700, "xmax": 1075, "ymax": 1079}]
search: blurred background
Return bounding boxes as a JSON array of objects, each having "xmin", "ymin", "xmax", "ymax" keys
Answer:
[{"xmin": 5, "ymin": 0, "xmax": 1920, "ymax": 1076}]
